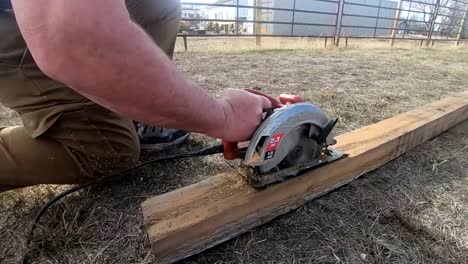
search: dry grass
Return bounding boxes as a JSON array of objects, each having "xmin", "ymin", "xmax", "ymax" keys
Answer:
[
  {"xmin": 174, "ymin": 36, "xmax": 468, "ymax": 53},
  {"xmin": 1, "ymin": 39, "xmax": 468, "ymax": 264}
]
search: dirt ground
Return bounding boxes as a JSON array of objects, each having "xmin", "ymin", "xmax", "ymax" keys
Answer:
[{"xmin": 1, "ymin": 39, "xmax": 468, "ymax": 264}]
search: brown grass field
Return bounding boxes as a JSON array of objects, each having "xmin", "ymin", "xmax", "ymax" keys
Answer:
[{"xmin": 1, "ymin": 38, "xmax": 467, "ymax": 263}]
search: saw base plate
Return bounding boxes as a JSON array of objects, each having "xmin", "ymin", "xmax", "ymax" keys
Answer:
[{"xmin": 240, "ymin": 148, "xmax": 347, "ymax": 188}]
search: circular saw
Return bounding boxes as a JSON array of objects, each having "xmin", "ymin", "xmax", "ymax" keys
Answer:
[{"xmin": 223, "ymin": 94, "xmax": 346, "ymax": 188}]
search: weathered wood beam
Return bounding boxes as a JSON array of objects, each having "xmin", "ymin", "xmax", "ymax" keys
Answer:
[{"xmin": 142, "ymin": 91, "xmax": 468, "ymax": 264}]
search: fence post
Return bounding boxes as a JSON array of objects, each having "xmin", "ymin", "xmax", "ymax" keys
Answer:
[
  {"xmin": 345, "ymin": 37, "xmax": 348, "ymax": 47},
  {"xmin": 325, "ymin": 37, "xmax": 328, "ymax": 48},
  {"xmin": 255, "ymin": 0, "xmax": 262, "ymax": 47},
  {"xmin": 334, "ymin": 0, "xmax": 345, "ymax": 47},
  {"xmin": 426, "ymin": 0, "xmax": 441, "ymax": 46},
  {"xmin": 183, "ymin": 34, "xmax": 188, "ymax": 52},
  {"xmin": 236, "ymin": 0, "xmax": 240, "ymax": 36},
  {"xmin": 456, "ymin": 4, "xmax": 468, "ymax": 46},
  {"xmin": 390, "ymin": 0, "xmax": 403, "ymax": 47},
  {"xmin": 373, "ymin": 0, "xmax": 383, "ymax": 38},
  {"xmin": 291, "ymin": 0, "xmax": 297, "ymax": 37}
]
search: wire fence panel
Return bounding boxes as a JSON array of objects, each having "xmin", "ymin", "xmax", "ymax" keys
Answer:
[{"xmin": 179, "ymin": 0, "xmax": 468, "ymax": 45}]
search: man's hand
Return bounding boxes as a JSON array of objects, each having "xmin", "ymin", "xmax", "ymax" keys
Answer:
[{"xmin": 216, "ymin": 89, "xmax": 273, "ymax": 142}]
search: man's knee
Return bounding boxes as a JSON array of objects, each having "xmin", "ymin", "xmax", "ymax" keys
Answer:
[
  {"xmin": 70, "ymin": 127, "xmax": 141, "ymax": 179},
  {"xmin": 43, "ymin": 106, "xmax": 141, "ymax": 179},
  {"xmin": 125, "ymin": 0, "xmax": 181, "ymax": 57},
  {"xmin": 126, "ymin": 0, "xmax": 181, "ymax": 24}
]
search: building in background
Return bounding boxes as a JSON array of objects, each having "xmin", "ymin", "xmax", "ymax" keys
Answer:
[
  {"xmin": 182, "ymin": 0, "xmax": 467, "ymax": 38},
  {"xmin": 204, "ymin": 0, "xmax": 250, "ymax": 21},
  {"xmin": 204, "ymin": 0, "xmax": 253, "ymax": 33},
  {"xmin": 181, "ymin": 3, "xmax": 210, "ymax": 33},
  {"xmin": 182, "ymin": 4, "xmax": 205, "ymax": 19},
  {"xmin": 254, "ymin": 0, "xmax": 397, "ymax": 37},
  {"xmin": 190, "ymin": 0, "xmax": 398, "ymax": 36},
  {"xmin": 339, "ymin": 0, "xmax": 397, "ymax": 37}
]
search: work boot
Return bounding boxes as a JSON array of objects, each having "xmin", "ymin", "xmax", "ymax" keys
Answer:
[{"xmin": 136, "ymin": 123, "xmax": 190, "ymax": 151}]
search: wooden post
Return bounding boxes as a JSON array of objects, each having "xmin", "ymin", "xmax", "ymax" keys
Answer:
[
  {"xmin": 255, "ymin": 0, "xmax": 262, "ymax": 47},
  {"xmin": 420, "ymin": 39, "xmax": 424, "ymax": 47},
  {"xmin": 325, "ymin": 37, "xmax": 328, "ymax": 48},
  {"xmin": 183, "ymin": 34, "xmax": 188, "ymax": 52},
  {"xmin": 390, "ymin": 0, "xmax": 403, "ymax": 47},
  {"xmin": 456, "ymin": 5, "xmax": 468, "ymax": 46},
  {"xmin": 345, "ymin": 37, "xmax": 349, "ymax": 47},
  {"xmin": 431, "ymin": 39, "xmax": 435, "ymax": 47},
  {"xmin": 142, "ymin": 92, "xmax": 468, "ymax": 264},
  {"xmin": 334, "ymin": 0, "xmax": 345, "ymax": 47}
]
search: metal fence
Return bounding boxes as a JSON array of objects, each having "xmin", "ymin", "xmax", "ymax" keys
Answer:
[{"xmin": 179, "ymin": 0, "xmax": 468, "ymax": 47}]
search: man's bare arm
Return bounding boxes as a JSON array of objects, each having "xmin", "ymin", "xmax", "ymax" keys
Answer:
[{"xmin": 11, "ymin": 0, "xmax": 271, "ymax": 141}]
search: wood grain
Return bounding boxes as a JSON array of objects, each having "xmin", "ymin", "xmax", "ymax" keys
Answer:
[{"xmin": 142, "ymin": 91, "xmax": 468, "ymax": 264}]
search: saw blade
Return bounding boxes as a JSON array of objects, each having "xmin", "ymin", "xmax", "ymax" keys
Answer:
[
  {"xmin": 257, "ymin": 124, "xmax": 321, "ymax": 174},
  {"xmin": 277, "ymin": 128, "xmax": 321, "ymax": 172}
]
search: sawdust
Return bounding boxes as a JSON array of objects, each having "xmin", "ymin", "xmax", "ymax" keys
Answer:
[
  {"xmin": 1, "ymin": 43, "xmax": 468, "ymax": 263},
  {"xmin": 212, "ymin": 170, "xmax": 251, "ymax": 196}
]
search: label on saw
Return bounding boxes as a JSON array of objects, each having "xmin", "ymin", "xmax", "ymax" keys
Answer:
[{"xmin": 264, "ymin": 133, "xmax": 285, "ymax": 160}]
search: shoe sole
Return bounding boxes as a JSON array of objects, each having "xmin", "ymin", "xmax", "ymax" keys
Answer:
[{"xmin": 140, "ymin": 133, "xmax": 190, "ymax": 151}]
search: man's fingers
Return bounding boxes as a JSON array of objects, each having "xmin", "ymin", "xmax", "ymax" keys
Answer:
[
  {"xmin": 259, "ymin": 95, "xmax": 272, "ymax": 111},
  {"xmin": 245, "ymin": 88, "xmax": 282, "ymax": 108}
]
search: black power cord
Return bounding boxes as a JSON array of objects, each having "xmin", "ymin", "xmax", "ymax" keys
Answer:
[{"xmin": 21, "ymin": 144, "xmax": 224, "ymax": 264}]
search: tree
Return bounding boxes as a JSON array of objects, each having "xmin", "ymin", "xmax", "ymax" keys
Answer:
[
  {"xmin": 205, "ymin": 21, "xmax": 215, "ymax": 32},
  {"xmin": 178, "ymin": 22, "xmax": 189, "ymax": 33},
  {"xmin": 439, "ymin": 1, "xmax": 467, "ymax": 36},
  {"xmin": 214, "ymin": 22, "xmax": 220, "ymax": 33},
  {"xmin": 412, "ymin": 0, "xmax": 463, "ymax": 34},
  {"xmin": 401, "ymin": 14, "xmax": 427, "ymax": 33}
]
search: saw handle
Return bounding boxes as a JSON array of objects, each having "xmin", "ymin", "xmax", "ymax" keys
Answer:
[
  {"xmin": 222, "ymin": 94, "xmax": 304, "ymax": 160},
  {"xmin": 279, "ymin": 94, "xmax": 304, "ymax": 105}
]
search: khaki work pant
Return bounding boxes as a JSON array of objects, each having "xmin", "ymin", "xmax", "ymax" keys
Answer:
[{"xmin": 0, "ymin": 0, "xmax": 181, "ymax": 191}]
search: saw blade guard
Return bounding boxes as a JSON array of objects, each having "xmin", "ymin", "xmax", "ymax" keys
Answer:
[{"xmin": 243, "ymin": 103, "xmax": 332, "ymax": 171}]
